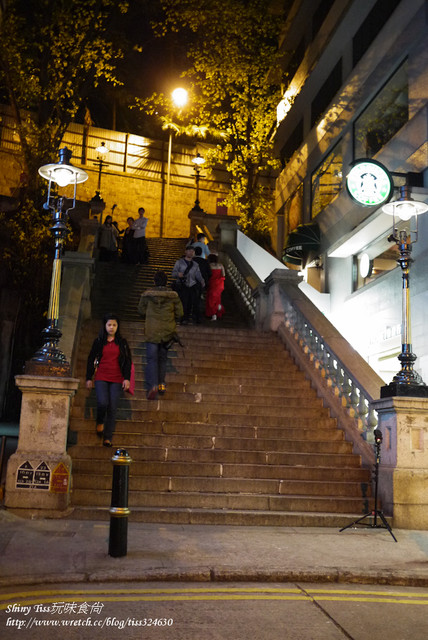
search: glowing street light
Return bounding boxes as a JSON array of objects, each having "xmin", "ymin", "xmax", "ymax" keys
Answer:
[
  {"xmin": 162, "ymin": 87, "xmax": 189, "ymax": 237},
  {"xmin": 171, "ymin": 87, "xmax": 188, "ymax": 108}
]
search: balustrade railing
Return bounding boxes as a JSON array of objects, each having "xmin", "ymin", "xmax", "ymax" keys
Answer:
[
  {"xmin": 281, "ymin": 298, "xmax": 378, "ymax": 441},
  {"xmin": 221, "ymin": 239, "xmax": 379, "ymax": 444},
  {"xmin": 224, "ymin": 254, "xmax": 257, "ymax": 318}
]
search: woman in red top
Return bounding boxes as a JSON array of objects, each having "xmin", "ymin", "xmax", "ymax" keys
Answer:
[
  {"xmin": 205, "ymin": 254, "xmax": 225, "ymax": 321},
  {"xmin": 86, "ymin": 314, "xmax": 132, "ymax": 447}
]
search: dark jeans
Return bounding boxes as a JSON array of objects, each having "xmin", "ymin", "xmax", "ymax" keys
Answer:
[
  {"xmin": 180, "ymin": 284, "xmax": 201, "ymax": 322},
  {"xmin": 145, "ymin": 342, "xmax": 168, "ymax": 391},
  {"xmin": 94, "ymin": 380, "xmax": 122, "ymax": 440},
  {"xmin": 133, "ymin": 236, "xmax": 149, "ymax": 264}
]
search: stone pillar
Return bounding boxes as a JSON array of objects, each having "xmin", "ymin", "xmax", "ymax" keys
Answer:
[
  {"xmin": 59, "ymin": 251, "xmax": 94, "ymax": 366},
  {"xmin": 5, "ymin": 375, "xmax": 79, "ymax": 515},
  {"xmin": 371, "ymin": 396, "xmax": 428, "ymax": 529},
  {"xmin": 78, "ymin": 218, "xmax": 99, "ymax": 254},
  {"xmin": 218, "ymin": 219, "xmax": 239, "ymax": 249},
  {"xmin": 256, "ymin": 269, "xmax": 302, "ymax": 332}
]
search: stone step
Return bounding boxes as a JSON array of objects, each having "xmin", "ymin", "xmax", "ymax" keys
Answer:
[
  {"xmin": 73, "ymin": 432, "xmax": 348, "ymax": 451},
  {"xmin": 73, "ymin": 380, "xmax": 313, "ymax": 398},
  {"xmin": 72, "ymin": 455, "xmax": 363, "ymax": 477},
  {"xmin": 72, "ymin": 474, "xmax": 369, "ymax": 497},
  {"xmin": 80, "ymin": 325, "xmax": 279, "ymax": 346},
  {"xmin": 71, "ymin": 402, "xmax": 331, "ymax": 420},
  {"xmin": 76, "ymin": 352, "xmax": 301, "ymax": 372},
  {"xmin": 70, "ymin": 417, "xmax": 337, "ymax": 434},
  {"xmin": 71, "ymin": 438, "xmax": 353, "ymax": 462},
  {"xmin": 71, "ymin": 488, "xmax": 371, "ymax": 514},
  {"xmin": 71, "ymin": 461, "xmax": 369, "ymax": 483},
  {"xmin": 76, "ymin": 367, "xmax": 306, "ymax": 384},
  {"xmin": 67, "ymin": 506, "xmax": 373, "ymax": 527},
  {"xmin": 72, "ymin": 390, "xmax": 323, "ymax": 409},
  {"xmin": 79, "ymin": 328, "xmax": 285, "ymax": 347}
]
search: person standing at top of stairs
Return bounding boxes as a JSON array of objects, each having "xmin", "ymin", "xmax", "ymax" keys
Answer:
[
  {"xmin": 131, "ymin": 207, "xmax": 150, "ymax": 264},
  {"xmin": 138, "ymin": 270, "xmax": 183, "ymax": 400},
  {"xmin": 192, "ymin": 232, "xmax": 211, "ymax": 259}
]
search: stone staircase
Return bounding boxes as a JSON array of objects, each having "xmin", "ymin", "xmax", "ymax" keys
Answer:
[
  {"xmin": 68, "ymin": 312, "xmax": 373, "ymax": 525},
  {"xmin": 91, "ymin": 237, "xmax": 187, "ymax": 321},
  {"xmin": 91, "ymin": 236, "xmax": 250, "ymax": 328}
]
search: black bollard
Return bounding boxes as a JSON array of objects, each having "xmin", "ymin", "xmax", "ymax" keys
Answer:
[{"xmin": 108, "ymin": 448, "xmax": 132, "ymax": 557}]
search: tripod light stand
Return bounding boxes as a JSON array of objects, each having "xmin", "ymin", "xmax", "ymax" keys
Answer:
[{"xmin": 340, "ymin": 429, "xmax": 397, "ymax": 542}]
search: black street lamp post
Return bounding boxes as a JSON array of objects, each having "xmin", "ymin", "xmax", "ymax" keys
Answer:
[
  {"xmin": 26, "ymin": 147, "xmax": 88, "ymax": 377},
  {"xmin": 381, "ymin": 185, "xmax": 428, "ymax": 397},
  {"xmin": 191, "ymin": 152, "xmax": 205, "ymax": 211},
  {"xmin": 90, "ymin": 142, "xmax": 109, "ymax": 222}
]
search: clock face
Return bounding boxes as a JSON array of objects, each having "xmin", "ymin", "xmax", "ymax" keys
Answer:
[{"xmin": 346, "ymin": 159, "xmax": 393, "ymax": 207}]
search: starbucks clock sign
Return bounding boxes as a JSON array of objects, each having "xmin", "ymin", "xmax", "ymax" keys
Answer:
[{"xmin": 346, "ymin": 159, "xmax": 393, "ymax": 207}]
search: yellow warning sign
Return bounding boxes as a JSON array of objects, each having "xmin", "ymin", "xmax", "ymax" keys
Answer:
[{"xmin": 50, "ymin": 462, "xmax": 70, "ymax": 493}]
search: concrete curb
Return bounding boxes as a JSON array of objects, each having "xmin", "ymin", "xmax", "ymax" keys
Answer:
[{"xmin": 2, "ymin": 568, "xmax": 428, "ymax": 589}]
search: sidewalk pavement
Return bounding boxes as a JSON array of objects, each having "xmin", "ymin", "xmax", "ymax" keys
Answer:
[{"xmin": 1, "ymin": 508, "xmax": 428, "ymax": 588}]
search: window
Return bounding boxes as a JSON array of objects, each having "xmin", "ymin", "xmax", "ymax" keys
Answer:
[
  {"xmin": 312, "ymin": 0, "xmax": 335, "ymax": 41},
  {"xmin": 354, "ymin": 61, "xmax": 408, "ymax": 158},
  {"xmin": 285, "ymin": 184, "xmax": 304, "ymax": 236},
  {"xmin": 353, "ymin": 235, "xmax": 399, "ymax": 291},
  {"xmin": 311, "ymin": 59, "xmax": 342, "ymax": 127},
  {"xmin": 286, "ymin": 38, "xmax": 305, "ymax": 82},
  {"xmin": 353, "ymin": 0, "xmax": 402, "ymax": 67},
  {"xmin": 280, "ymin": 119, "xmax": 303, "ymax": 167},
  {"xmin": 311, "ymin": 141, "xmax": 343, "ymax": 218}
]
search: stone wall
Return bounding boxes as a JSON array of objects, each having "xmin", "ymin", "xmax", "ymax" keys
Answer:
[{"xmin": 0, "ymin": 112, "xmax": 235, "ymax": 239}]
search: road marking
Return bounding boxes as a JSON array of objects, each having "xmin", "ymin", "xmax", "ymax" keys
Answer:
[{"xmin": 1, "ymin": 586, "xmax": 428, "ymax": 610}]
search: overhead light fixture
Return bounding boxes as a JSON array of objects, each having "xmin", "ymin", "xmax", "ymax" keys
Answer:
[
  {"xmin": 95, "ymin": 141, "xmax": 109, "ymax": 155},
  {"xmin": 382, "ymin": 185, "xmax": 428, "ymax": 220},
  {"xmin": 171, "ymin": 87, "xmax": 188, "ymax": 108},
  {"xmin": 38, "ymin": 147, "xmax": 88, "ymax": 187}
]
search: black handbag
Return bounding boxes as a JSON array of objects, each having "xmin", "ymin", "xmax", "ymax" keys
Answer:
[
  {"xmin": 171, "ymin": 279, "xmax": 183, "ymax": 292},
  {"xmin": 172, "ymin": 260, "xmax": 193, "ymax": 292}
]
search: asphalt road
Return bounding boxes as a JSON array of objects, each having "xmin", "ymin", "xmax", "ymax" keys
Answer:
[{"xmin": 1, "ymin": 581, "xmax": 427, "ymax": 639}]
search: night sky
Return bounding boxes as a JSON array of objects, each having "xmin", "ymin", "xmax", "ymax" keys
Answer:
[{"xmin": 85, "ymin": 1, "xmax": 189, "ymax": 136}]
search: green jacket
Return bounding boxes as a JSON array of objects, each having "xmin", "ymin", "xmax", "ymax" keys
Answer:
[{"xmin": 137, "ymin": 287, "xmax": 183, "ymax": 343}]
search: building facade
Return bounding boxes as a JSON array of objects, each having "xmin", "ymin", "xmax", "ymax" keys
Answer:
[{"xmin": 274, "ymin": 0, "xmax": 428, "ymax": 385}]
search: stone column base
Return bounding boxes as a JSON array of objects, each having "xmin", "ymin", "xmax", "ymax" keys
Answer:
[
  {"xmin": 392, "ymin": 468, "xmax": 428, "ymax": 529},
  {"xmin": 371, "ymin": 396, "xmax": 428, "ymax": 530},
  {"xmin": 5, "ymin": 452, "xmax": 72, "ymax": 514},
  {"xmin": 4, "ymin": 374, "xmax": 79, "ymax": 515}
]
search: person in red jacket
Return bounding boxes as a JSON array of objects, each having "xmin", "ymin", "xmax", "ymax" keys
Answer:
[{"xmin": 86, "ymin": 313, "xmax": 132, "ymax": 447}]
